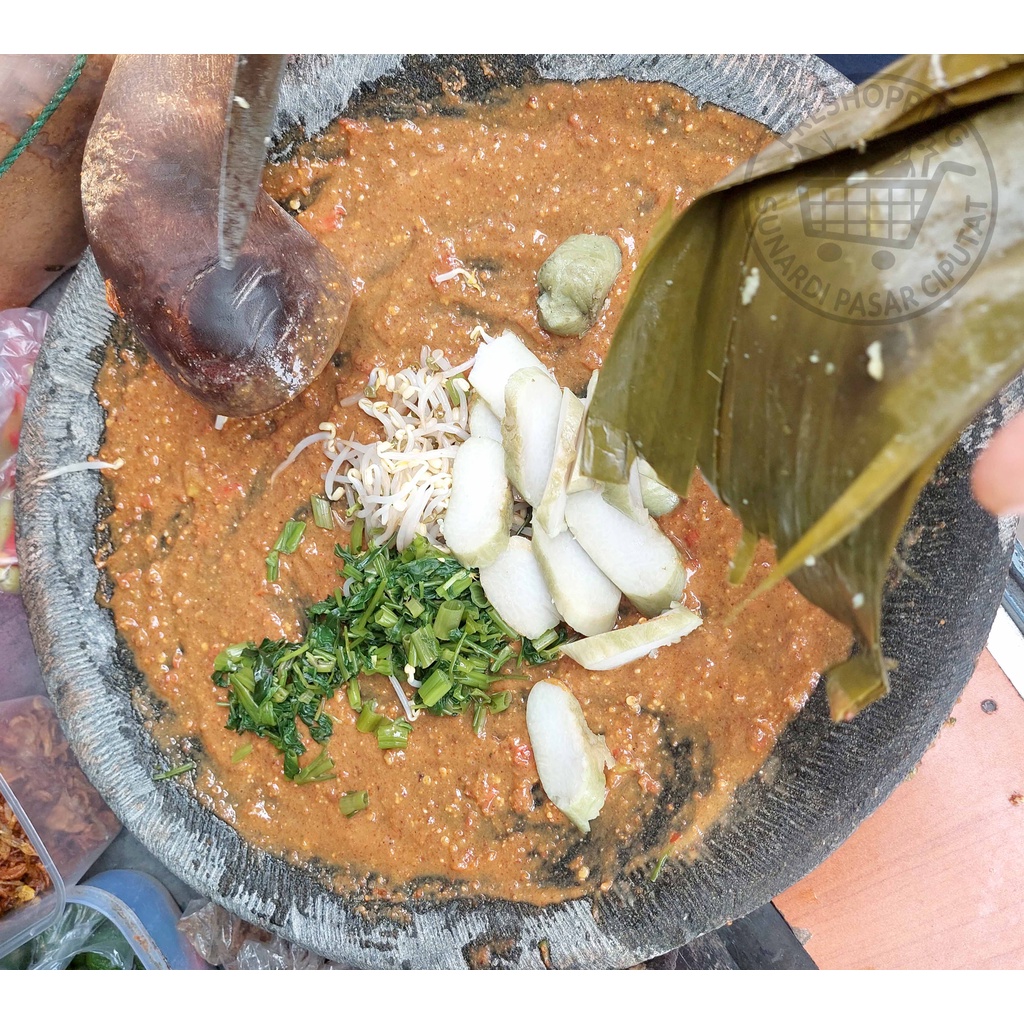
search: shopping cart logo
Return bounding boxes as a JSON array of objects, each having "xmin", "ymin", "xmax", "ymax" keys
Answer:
[
  {"xmin": 743, "ymin": 72, "xmax": 997, "ymax": 326},
  {"xmin": 799, "ymin": 161, "xmax": 976, "ymax": 272}
]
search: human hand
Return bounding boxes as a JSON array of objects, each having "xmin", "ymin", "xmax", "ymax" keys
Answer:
[{"xmin": 972, "ymin": 412, "xmax": 1024, "ymax": 517}]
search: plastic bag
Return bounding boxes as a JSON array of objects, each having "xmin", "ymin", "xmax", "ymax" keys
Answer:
[
  {"xmin": 0, "ymin": 903, "xmax": 137, "ymax": 970},
  {"xmin": 0, "ymin": 307, "xmax": 47, "ymax": 593},
  {"xmin": 177, "ymin": 899, "xmax": 353, "ymax": 970},
  {"xmin": 0, "ymin": 56, "xmax": 113, "ymax": 308}
]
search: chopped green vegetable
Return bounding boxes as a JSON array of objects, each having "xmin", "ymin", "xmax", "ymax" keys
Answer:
[
  {"xmin": 274, "ymin": 520, "xmax": 306, "ymax": 553},
  {"xmin": 265, "ymin": 550, "xmax": 280, "ymax": 582},
  {"xmin": 214, "ymin": 536, "xmax": 560, "ymax": 780},
  {"xmin": 472, "ymin": 702, "xmax": 488, "ymax": 735},
  {"xmin": 376, "ymin": 718, "xmax": 413, "ymax": 750},
  {"xmin": 520, "ymin": 626, "xmax": 572, "ymax": 666},
  {"xmin": 339, "ymin": 790, "xmax": 370, "ymax": 817},
  {"xmin": 417, "ymin": 667, "xmax": 453, "ymax": 707},
  {"xmin": 375, "ymin": 606, "xmax": 400, "ymax": 630},
  {"xmin": 265, "ymin": 519, "xmax": 306, "ymax": 581},
  {"xmin": 347, "ymin": 676, "xmax": 361, "ymax": 709},
  {"xmin": 405, "ymin": 624, "xmax": 440, "ymax": 669},
  {"xmin": 433, "ymin": 600, "xmax": 464, "ymax": 640},
  {"xmin": 349, "ymin": 515, "xmax": 363, "ymax": 553},
  {"xmin": 230, "ymin": 743, "xmax": 253, "ymax": 763},
  {"xmin": 293, "ymin": 746, "xmax": 336, "ymax": 785},
  {"xmin": 355, "ymin": 699, "xmax": 384, "ymax": 733},
  {"xmin": 650, "ymin": 850, "xmax": 670, "ymax": 883},
  {"xmin": 529, "ymin": 628, "xmax": 563, "ymax": 656},
  {"xmin": 311, "ymin": 493, "xmax": 334, "ymax": 530},
  {"xmin": 152, "ymin": 761, "xmax": 196, "ymax": 781}
]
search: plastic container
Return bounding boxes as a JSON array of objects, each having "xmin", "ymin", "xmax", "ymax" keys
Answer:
[
  {"xmin": 0, "ymin": 772, "xmax": 65, "ymax": 960},
  {"xmin": 0, "ymin": 869, "xmax": 209, "ymax": 969},
  {"xmin": 66, "ymin": 870, "xmax": 210, "ymax": 970},
  {"xmin": 0, "ymin": 592, "xmax": 121, "ymax": 959}
]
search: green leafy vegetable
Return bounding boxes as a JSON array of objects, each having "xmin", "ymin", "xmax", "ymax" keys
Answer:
[
  {"xmin": 266, "ymin": 519, "xmax": 307, "ymax": 581},
  {"xmin": 417, "ymin": 667, "xmax": 452, "ymax": 707},
  {"xmin": 585, "ymin": 54, "xmax": 1024, "ymax": 719},
  {"xmin": 68, "ymin": 952, "xmax": 126, "ymax": 970},
  {"xmin": 311, "ymin": 493, "xmax": 334, "ymax": 530},
  {"xmin": 349, "ymin": 514, "xmax": 363, "ymax": 553},
  {"xmin": 214, "ymin": 536, "xmax": 563, "ymax": 780},
  {"xmin": 376, "ymin": 718, "xmax": 413, "ymax": 750},
  {"xmin": 152, "ymin": 761, "xmax": 196, "ymax": 781},
  {"xmin": 213, "ymin": 635, "xmax": 336, "ymax": 779},
  {"xmin": 433, "ymin": 600, "xmax": 464, "ymax": 640},
  {"xmin": 265, "ymin": 550, "xmax": 280, "ymax": 582},
  {"xmin": 294, "ymin": 746, "xmax": 336, "ymax": 785},
  {"xmin": 339, "ymin": 790, "xmax": 370, "ymax": 817},
  {"xmin": 649, "ymin": 850, "xmax": 669, "ymax": 883},
  {"xmin": 355, "ymin": 699, "xmax": 384, "ymax": 733},
  {"xmin": 405, "ymin": 624, "xmax": 441, "ymax": 669}
]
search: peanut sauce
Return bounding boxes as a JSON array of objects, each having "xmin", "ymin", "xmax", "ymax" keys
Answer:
[{"xmin": 96, "ymin": 78, "xmax": 850, "ymax": 904}]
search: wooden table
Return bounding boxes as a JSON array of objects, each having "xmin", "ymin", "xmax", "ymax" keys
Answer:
[{"xmin": 775, "ymin": 648, "xmax": 1024, "ymax": 969}]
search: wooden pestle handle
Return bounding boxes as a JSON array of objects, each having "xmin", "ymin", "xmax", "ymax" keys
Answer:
[{"xmin": 81, "ymin": 54, "xmax": 351, "ymax": 418}]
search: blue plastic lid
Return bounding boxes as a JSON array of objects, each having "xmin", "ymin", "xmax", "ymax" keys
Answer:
[{"xmin": 66, "ymin": 870, "xmax": 209, "ymax": 970}]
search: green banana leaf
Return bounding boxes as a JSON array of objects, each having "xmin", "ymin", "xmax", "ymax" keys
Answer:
[{"xmin": 585, "ymin": 54, "xmax": 1024, "ymax": 719}]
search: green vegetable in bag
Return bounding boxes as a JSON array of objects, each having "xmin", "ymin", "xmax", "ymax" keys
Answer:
[{"xmin": 0, "ymin": 904, "xmax": 138, "ymax": 970}]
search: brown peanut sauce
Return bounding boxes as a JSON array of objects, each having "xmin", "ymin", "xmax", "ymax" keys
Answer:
[{"xmin": 96, "ymin": 78, "xmax": 850, "ymax": 904}]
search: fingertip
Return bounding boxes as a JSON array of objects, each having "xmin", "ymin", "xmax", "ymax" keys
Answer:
[{"xmin": 972, "ymin": 413, "xmax": 1024, "ymax": 517}]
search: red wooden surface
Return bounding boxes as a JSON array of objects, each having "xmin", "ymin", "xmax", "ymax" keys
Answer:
[{"xmin": 775, "ymin": 650, "xmax": 1024, "ymax": 969}]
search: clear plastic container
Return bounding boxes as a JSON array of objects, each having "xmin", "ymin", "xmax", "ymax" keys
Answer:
[
  {"xmin": 0, "ymin": 869, "xmax": 209, "ymax": 969},
  {"xmin": 0, "ymin": 593, "xmax": 121, "ymax": 959},
  {"xmin": 67, "ymin": 870, "xmax": 210, "ymax": 970},
  {"xmin": 0, "ymin": 772, "xmax": 65, "ymax": 960}
]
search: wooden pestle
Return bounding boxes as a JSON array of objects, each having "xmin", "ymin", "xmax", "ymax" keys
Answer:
[{"xmin": 81, "ymin": 54, "xmax": 352, "ymax": 417}]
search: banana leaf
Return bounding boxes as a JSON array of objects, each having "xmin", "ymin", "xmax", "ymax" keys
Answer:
[{"xmin": 585, "ymin": 54, "xmax": 1024, "ymax": 719}]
